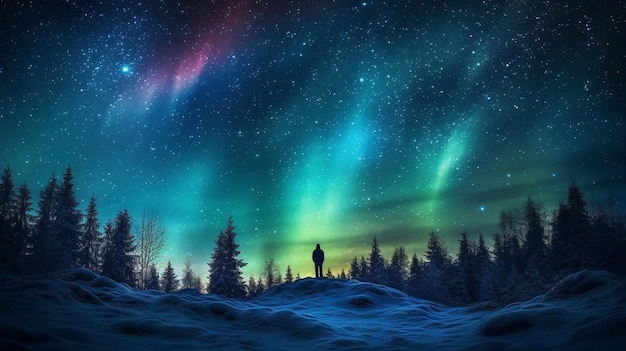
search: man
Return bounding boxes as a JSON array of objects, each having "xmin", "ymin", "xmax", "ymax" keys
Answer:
[{"xmin": 312, "ymin": 243, "xmax": 325, "ymax": 278}]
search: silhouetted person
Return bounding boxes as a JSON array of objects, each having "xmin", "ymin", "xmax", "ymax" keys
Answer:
[{"xmin": 312, "ymin": 243, "xmax": 325, "ymax": 278}]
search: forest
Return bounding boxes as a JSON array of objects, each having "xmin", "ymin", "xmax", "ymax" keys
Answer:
[{"xmin": 1, "ymin": 165, "xmax": 625, "ymax": 305}]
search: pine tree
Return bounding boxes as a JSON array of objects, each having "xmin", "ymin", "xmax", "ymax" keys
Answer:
[
  {"xmin": 247, "ymin": 275, "xmax": 258, "ymax": 297},
  {"xmin": 349, "ymin": 256, "xmax": 360, "ymax": 280},
  {"xmin": 590, "ymin": 207, "xmax": 626, "ymax": 274},
  {"xmin": 160, "ymin": 260, "xmax": 179, "ymax": 293},
  {"xmin": 0, "ymin": 166, "xmax": 16, "ymax": 220},
  {"xmin": 79, "ymin": 195, "xmax": 102, "ymax": 272},
  {"xmin": 0, "ymin": 166, "xmax": 19, "ymax": 273},
  {"xmin": 207, "ymin": 216, "xmax": 247, "ymax": 297},
  {"xmin": 368, "ymin": 236, "xmax": 385, "ymax": 284},
  {"xmin": 407, "ymin": 253, "xmax": 424, "ymax": 297},
  {"xmin": 254, "ymin": 277, "xmax": 265, "ymax": 296},
  {"xmin": 359, "ymin": 255, "xmax": 368, "ymax": 279},
  {"xmin": 387, "ymin": 246, "xmax": 409, "ymax": 292},
  {"xmin": 476, "ymin": 234, "xmax": 496, "ymax": 301},
  {"xmin": 14, "ymin": 183, "xmax": 32, "ymax": 273},
  {"xmin": 145, "ymin": 264, "xmax": 160, "ymax": 290},
  {"xmin": 423, "ymin": 231, "xmax": 451, "ymax": 302},
  {"xmin": 339, "ymin": 269, "xmax": 347, "ymax": 279},
  {"xmin": 325, "ymin": 267, "xmax": 334, "ymax": 278},
  {"xmin": 32, "ymin": 174, "xmax": 57, "ymax": 274},
  {"xmin": 452, "ymin": 232, "xmax": 477, "ymax": 303},
  {"xmin": 101, "ymin": 210, "xmax": 136, "ymax": 286},
  {"xmin": 284, "ymin": 265, "xmax": 294, "ymax": 283},
  {"xmin": 551, "ymin": 183, "xmax": 592, "ymax": 275},
  {"xmin": 54, "ymin": 166, "xmax": 82, "ymax": 270},
  {"xmin": 520, "ymin": 198, "xmax": 550, "ymax": 296}
]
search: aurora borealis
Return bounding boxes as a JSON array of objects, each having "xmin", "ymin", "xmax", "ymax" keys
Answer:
[{"xmin": 1, "ymin": 1, "xmax": 625, "ymax": 278}]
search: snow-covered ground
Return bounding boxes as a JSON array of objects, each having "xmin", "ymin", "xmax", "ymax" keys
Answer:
[{"xmin": 1, "ymin": 269, "xmax": 625, "ymax": 350}]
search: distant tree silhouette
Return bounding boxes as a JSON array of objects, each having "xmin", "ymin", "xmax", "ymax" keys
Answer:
[
  {"xmin": 0, "ymin": 166, "xmax": 19, "ymax": 273},
  {"xmin": 101, "ymin": 210, "xmax": 136, "ymax": 286},
  {"xmin": 339, "ymin": 269, "xmax": 347, "ymax": 279},
  {"xmin": 590, "ymin": 207, "xmax": 626, "ymax": 274},
  {"xmin": 78, "ymin": 195, "xmax": 102, "ymax": 272},
  {"xmin": 32, "ymin": 174, "xmax": 57, "ymax": 274},
  {"xmin": 247, "ymin": 275, "xmax": 259, "ymax": 297},
  {"xmin": 476, "ymin": 234, "xmax": 496, "ymax": 301},
  {"xmin": 252, "ymin": 276, "xmax": 265, "ymax": 296},
  {"xmin": 54, "ymin": 166, "xmax": 82, "ymax": 270},
  {"xmin": 284, "ymin": 265, "xmax": 294, "ymax": 283},
  {"xmin": 387, "ymin": 246, "xmax": 409, "ymax": 291},
  {"xmin": 181, "ymin": 257, "xmax": 203, "ymax": 292},
  {"xmin": 262, "ymin": 258, "xmax": 282, "ymax": 288},
  {"xmin": 451, "ymin": 232, "xmax": 477, "ymax": 303},
  {"xmin": 349, "ymin": 256, "xmax": 361, "ymax": 280},
  {"xmin": 160, "ymin": 260, "xmax": 179, "ymax": 293},
  {"xmin": 145, "ymin": 264, "xmax": 160, "ymax": 290},
  {"xmin": 368, "ymin": 237, "xmax": 385, "ymax": 284},
  {"xmin": 423, "ymin": 231, "xmax": 451, "ymax": 302},
  {"xmin": 520, "ymin": 198, "xmax": 550, "ymax": 296},
  {"xmin": 137, "ymin": 210, "xmax": 166, "ymax": 289},
  {"xmin": 207, "ymin": 216, "xmax": 247, "ymax": 297},
  {"xmin": 551, "ymin": 183, "xmax": 592, "ymax": 276},
  {"xmin": 407, "ymin": 253, "xmax": 424, "ymax": 297},
  {"xmin": 14, "ymin": 183, "xmax": 32, "ymax": 273},
  {"xmin": 325, "ymin": 267, "xmax": 334, "ymax": 278}
]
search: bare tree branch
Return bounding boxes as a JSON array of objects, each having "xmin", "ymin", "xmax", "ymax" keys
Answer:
[{"xmin": 137, "ymin": 210, "xmax": 166, "ymax": 289}]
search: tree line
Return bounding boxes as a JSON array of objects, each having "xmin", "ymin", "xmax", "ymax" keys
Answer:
[
  {"xmin": 343, "ymin": 184, "xmax": 626, "ymax": 304},
  {"xmin": 1, "ymin": 165, "xmax": 625, "ymax": 304},
  {"xmin": 0, "ymin": 165, "xmax": 288, "ymax": 297}
]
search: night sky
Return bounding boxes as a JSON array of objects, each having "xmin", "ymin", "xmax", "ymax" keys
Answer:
[{"xmin": 1, "ymin": 1, "xmax": 625, "ymax": 278}]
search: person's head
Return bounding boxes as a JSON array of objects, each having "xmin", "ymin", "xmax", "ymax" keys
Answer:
[{"xmin": 316, "ymin": 243, "xmax": 320, "ymax": 249}]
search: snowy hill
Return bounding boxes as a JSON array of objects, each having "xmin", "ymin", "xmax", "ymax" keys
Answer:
[{"xmin": 1, "ymin": 269, "xmax": 625, "ymax": 350}]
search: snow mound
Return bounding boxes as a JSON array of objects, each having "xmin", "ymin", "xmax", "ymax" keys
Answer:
[{"xmin": 1, "ymin": 269, "xmax": 625, "ymax": 350}]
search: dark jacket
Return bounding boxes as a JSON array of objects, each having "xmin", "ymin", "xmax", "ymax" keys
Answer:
[{"xmin": 312, "ymin": 244, "xmax": 324, "ymax": 265}]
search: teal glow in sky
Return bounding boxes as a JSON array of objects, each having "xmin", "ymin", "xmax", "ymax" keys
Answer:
[{"xmin": 1, "ymin": 1, "xmax": 625, "ymax": 279}]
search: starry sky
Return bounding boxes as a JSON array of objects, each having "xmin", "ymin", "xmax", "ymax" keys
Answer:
[{"xmin": 1, "ymin": 0, "xmax": 625, "ymax": 279}]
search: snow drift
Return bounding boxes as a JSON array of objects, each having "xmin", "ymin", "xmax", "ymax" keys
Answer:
[{"xmin": 1, "ymin": 269, "xmax": 625, "ymax": 350}]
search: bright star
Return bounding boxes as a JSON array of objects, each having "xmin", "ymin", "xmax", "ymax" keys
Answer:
[{"xmin": 120, "ymin": 64, "xmax": 132, "ymax": 75}]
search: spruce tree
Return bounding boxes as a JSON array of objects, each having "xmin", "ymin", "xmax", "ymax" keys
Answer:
[
  {"xmin": 145, "ymin": 264, "xmax": 160, "ymax": 290},
  {"xmin": 284, "ymin": 265, "xmax": 294, "ymax": 283},
  {"xmin": 368, "ymin": 236, "xmax": 385, "ymax": 284},
  {"xmin": 521, "ymin": 198, "xmax": 550, "ymax": 296},
  {"xmin": 14, "ymin": 183, "xmax": 32, "ymax": 273},
  {"xmin": 101, "ymin": 210, "xmax": 136, "ymax": 286},
  {"xmin": 53, "ymin": 166, "xmax": 82, "ymax": 270},
  {"xmin": 0, "ymin": 166, "xmax": 18, "ymax": 273},
  {"xmin": 359, "ymin": 255, "xmax": 369, "ymax": 279},
  {"xmin": 452, "ymin": 232, "xmax": 477, "ymax": 303},
  {"xmin": 387, "ymin": 246, "xmax": 409, "ymax": 291},
  {"xmin": 325, "ymin": 267, "xmax": 333, "ymax": 278},
  {"xmin": 32, "ymin": 174, "xmax": 57, "ymax": 274},
  {"xmin": 554, "ymin": 183, "xmax": 592, "ymax": 273},
  {"xmin": 349, "ymin": 256, "xmax": 360, "ymax": 280},
  {"xmin": 0, "ymin": 166, "xmax": 16, "ymax": 220},
  {"xmin": 423, "ymin": 231, "xmax": 451, "ymax": 302},
  {"xmin": 160, "ymin": 260, "xmax": 179, "ymax": 293},
  {"xmin": 407, "ymin": 253, "xmax": 424, "ymax": 297},
  {"xmin": 247, "ymin": 275, "xmax": 258, "ymax": 297},
  {"xmin": 79, "ymin": 195, "xmax": 102, "ymax": 272},
  {"xmin": 207, "ymin": 216, "xmax": 247, "ymax": 297}
]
